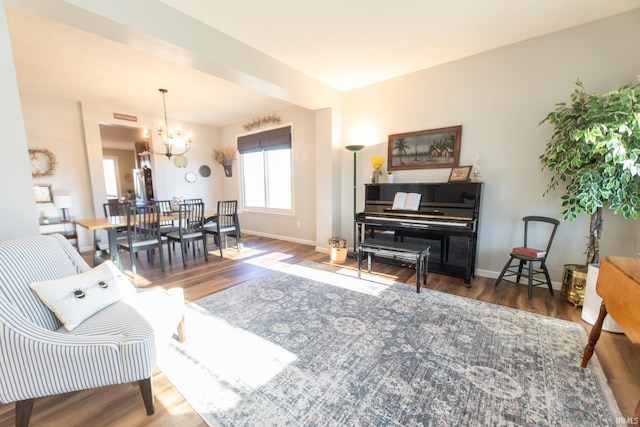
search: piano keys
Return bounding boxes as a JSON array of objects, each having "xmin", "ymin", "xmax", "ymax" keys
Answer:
[{"xmin": 356, "ymin": 182, "xmax": 482, "ymax": 286}]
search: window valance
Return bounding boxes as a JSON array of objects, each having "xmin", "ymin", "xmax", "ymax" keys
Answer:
[{"xmin": 237, "ymin": 126, "xmax": 291, "ymax": 154}]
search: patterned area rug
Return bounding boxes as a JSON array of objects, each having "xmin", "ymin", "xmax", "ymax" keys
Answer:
[{"xmin": 158, "ymin": 262, "xmax": 621, "ymax": 426}]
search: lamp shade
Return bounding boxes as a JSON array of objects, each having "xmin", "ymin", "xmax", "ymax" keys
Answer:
[{"xmin": 55, "ymin": 195, "xmax": 72, "ymax": 209}]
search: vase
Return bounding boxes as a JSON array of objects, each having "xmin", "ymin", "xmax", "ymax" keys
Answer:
[
  {"xmin": 371, "ymin": 169, "xmax": 382, "ymax": 183},
  {"xmin": 581, "ymin": 263, "xmax": 623, "ymax": 333},
  {"xmin": 223, "ymin": 164, "xmax": 232, "ymax": 177}
]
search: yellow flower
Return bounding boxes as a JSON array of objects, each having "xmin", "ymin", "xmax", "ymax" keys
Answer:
[{"xmin": 369, "ymin": 155, "xmax": 384, "ymax": 170}]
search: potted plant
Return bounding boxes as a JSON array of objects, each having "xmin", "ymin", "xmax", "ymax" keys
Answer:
[
  {"xmin": 213, "ymin": 146, "xmax": 236, "ymax": 177},
  {"xmin": 539, "ymin": 78, "xmax": 640, "ymax": 328},
  {"xmin": 387, "ymin": 168, "xmax": 395, "ymax": 183},
  {"xmin": 328, "ymin": 235, "xmax": 348, "ymax": 264}
]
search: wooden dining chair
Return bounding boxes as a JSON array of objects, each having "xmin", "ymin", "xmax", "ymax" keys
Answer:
[
  {"xmin": 116, "ymin": 204, "xmax": 166, "ymax": 278},
  {"xmin": 165, "ymin": 202, "xmax": 209, "ymax": 268},
  {"xmin": 149, "ymin": 200, "xmax": 180, "ymax": 241},
  {"xmin": 204, "ymin": 200, "xmax": 243, "ymax": 257}
]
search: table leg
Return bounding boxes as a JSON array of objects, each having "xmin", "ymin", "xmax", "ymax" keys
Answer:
[
  {"xmin": 581, "ymin": 301, "xmax": 608, "ymax": 368},
  {"xmin": 106, "ymin": 228, "xmax": 122, "ymax": 269},
  {"xmin": 416, "ymin": 253, "xmax": 421, "ymax": 293},
  {"xmin": 92, "ymin": 229, "xmax": 101, "ymax": 266}
]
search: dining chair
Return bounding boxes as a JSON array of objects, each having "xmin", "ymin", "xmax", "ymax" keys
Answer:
[
  {"xmin": 204, "ymin": 200, "xmax": 243, "ymax": 257},
  {"xmin": 117, "ymin": 204, "xmax": 166, "ymax": 278},
  {"xmin": 103, "ymin": 199, "xmax": 129, "ymax": 217},
  {"xmin": 183, "ymin": 198, "xmax": 204, "ymax": 205},
  {"xmin": 150, "ymin": 199, "xmax": 180, "ymax": 238},
  {"xmin": 103, "ymin": 200, "xmax": 130, "ymax": 235},
  {"xmin": 166, "ymin": 202, "xmax": 209, "ymax": 268}
]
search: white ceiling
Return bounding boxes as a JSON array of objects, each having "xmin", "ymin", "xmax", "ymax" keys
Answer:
[{"xmin": 6, "ymin": 0, "xmax": 640, "ymax": 129}]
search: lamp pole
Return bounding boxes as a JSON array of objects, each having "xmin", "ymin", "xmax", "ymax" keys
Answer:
[{"xmin": 345, "ymin": 145, "xmax": 365, "ymax": 257}]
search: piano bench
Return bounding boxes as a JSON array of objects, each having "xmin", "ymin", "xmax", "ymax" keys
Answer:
[{"xmin": 357, "ymin": 238, "xmax": 431, "ymax": 293}]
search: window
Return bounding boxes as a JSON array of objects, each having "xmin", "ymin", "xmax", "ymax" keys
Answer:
[
  {"xmin": 238, "ymin": 126, "xmax": 292, "ymax": 211},
  {"xmin": 102, "ymin": 157, "xmax": 120, "ymax": 199}
]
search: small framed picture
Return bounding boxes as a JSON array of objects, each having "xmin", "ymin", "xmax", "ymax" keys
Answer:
[
  {"xmin": 33, "ymin": 184, "xmax": 53, "ymax": 203},
  {"xmin": 448, "ymin": 165, "xmax": 472, "ymax": 182}
]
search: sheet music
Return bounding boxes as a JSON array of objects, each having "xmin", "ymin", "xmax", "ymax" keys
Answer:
[
  {"xmin": 392, "ymin": 192, "xmax": 421, "ymax": 210},
  {"xmin": 392, "ymin": 192, "xmax": 407, "ymax": 210}
]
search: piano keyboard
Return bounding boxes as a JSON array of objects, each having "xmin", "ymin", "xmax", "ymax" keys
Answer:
[{"xmin": 363, "ymin": 215, "xmax": 468, "ymax": 227}]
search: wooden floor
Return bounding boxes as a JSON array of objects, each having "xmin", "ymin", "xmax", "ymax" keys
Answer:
[{"xmin": 1, "ymin": 234, "xmax": 638, "ymax": 426}]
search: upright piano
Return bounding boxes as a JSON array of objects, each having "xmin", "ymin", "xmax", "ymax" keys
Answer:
[{"xmin": 356, "ymin": 182, "xmax": 482, "ymax": 286}]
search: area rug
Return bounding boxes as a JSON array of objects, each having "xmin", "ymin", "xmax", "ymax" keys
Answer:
[{"xmin": 158, "ymin": 262, "xmax": 621, "ymax": 426}]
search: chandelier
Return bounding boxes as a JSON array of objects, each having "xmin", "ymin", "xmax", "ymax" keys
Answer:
[{"xmin": 142, "ymin": 88, "xmax": 192, "ymax": 159}]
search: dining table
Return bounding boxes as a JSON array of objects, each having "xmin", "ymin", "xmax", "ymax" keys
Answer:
[{"xmin": 75, "ymin": 208, "xmax": 218, "ymax": 268}]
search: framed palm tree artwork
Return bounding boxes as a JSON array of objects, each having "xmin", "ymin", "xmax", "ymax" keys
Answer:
[{"xmin": 388, "ymin": 126, "xmax": 462, "ymax": 170}]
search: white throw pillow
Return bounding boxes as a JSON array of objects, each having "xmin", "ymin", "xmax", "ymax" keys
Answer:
[{"xmin": 30, "ymin": 261, "xmax": 137, "ymax": 331}]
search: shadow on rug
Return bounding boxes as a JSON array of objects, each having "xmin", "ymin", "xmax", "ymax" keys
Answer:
[{"xmin": 158, "ymin": 262, "xmax": 621, "ymax": 426}]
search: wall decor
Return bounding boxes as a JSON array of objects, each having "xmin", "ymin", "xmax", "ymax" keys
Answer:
[
  {"xmin": 33, "ymin": 184, "xmax": 53, "ymax": 203},
  {"xmin": 388, "ymin": 126, "xmax": 462, "ymax": 170},
  {"xmin": 448, "ymin": 165, "xmax": 472, "ymax": 182},
  {"xmin": 173, "ymin": 155, "xmax": 188, "ymax": 168},
  {"xmin": 29, "ymin": 148, "xmax": 57, "ymax": 178},
  {"xmin": 199, "ymin": 165, "xmax": 211, "ymax": 177},
  {"xmin": 242, "ymin": 113, "xmax": 282, "ymax": 131},
  {"xmin": 185, "ymin": 172, "xmax": 197, "ymax": 183}
]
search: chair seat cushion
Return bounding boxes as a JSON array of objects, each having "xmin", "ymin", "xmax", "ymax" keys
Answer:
[
  {"xmin": 29, "ymin": 261, "xmax": 137, "ymax": 331},
  {"xmin": 118, "ymin": 236, "xmax": 167, "ymax": 249},
  {"xmin": 166, "ymin": 231, "xmax": 203, "ymax": 240}
]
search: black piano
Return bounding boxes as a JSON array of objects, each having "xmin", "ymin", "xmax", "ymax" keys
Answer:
[{"xmin": 355, "ymin": 182, "xmax": 482, "ymax": 286}]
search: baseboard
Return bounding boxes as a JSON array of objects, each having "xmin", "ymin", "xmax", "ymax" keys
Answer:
[
  {"xmin": 241, "ymin": 229, "xmax": 317, "ymax": 247},
  {"xmin": 476, "ymin": 268, "xmax": 562, "ymax": 290}
]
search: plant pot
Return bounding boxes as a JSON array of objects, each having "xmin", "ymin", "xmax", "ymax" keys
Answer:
[
  {"xmin": 329, "ymin": 247, "xmax": 348, "ymax": 264},
  {"xmin": 581, "ymin": 263, "xmax": 623, "ymax": 333},
  {"xmin": 560, "ymin": 264, "xmax": 587, "ymax": 306},
  {"xmin": 387, "ymin": 174, "xmax": 395, "ymax": 183}
]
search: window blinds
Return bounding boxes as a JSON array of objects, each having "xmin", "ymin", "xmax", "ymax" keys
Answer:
[{"xmin": 237, "ymin": 126, "xmax": 291, "ymax": 154}]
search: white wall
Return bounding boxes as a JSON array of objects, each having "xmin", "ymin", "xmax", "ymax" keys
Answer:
[
  {"xmin": 0, "ymin": 4, "xmax": 39, "ymax": 241},
  {"xmin": 20, "ymin": 94, "xmax": 93, "ymax": 227},
  {"xmin": 341, "ymin": 9, "xmax": 640, "ymax": 283},
  {"xmin": 218, "ymin": 106, "xmax": 317, "ymax": 245}
]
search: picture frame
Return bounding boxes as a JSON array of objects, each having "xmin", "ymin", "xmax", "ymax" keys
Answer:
[
  {"xmin": 388, "ymin": 125, "xmax": 462, "ymax": 170},
  {"xmin": 448, "ymin": 165, "xmax": 472, "ymax": 182},
  {"xmin": 33, "ymin": 184, "xmax": 53, "ymax": 203}
]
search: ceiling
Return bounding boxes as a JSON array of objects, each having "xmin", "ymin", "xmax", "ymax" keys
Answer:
[{"xmin": 6, "ymin": 1, "xmax": 640, "ymax": 129}]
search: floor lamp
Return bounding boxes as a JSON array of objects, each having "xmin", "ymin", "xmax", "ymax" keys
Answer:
[{"xmin": 345, "ymin": 145, "xmax": 365, "ymax": 257}]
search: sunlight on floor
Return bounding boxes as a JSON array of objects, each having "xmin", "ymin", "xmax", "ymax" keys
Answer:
[
  {"xmin": 215, "ymin": 246, "xmax": 268, "ymax": 260},
  {"xmin": 240, "ymin": 250, "xmax": 294, "ymax": 267},
  {"xmin": 281, "ymin": 263, "xmax": 396, "ymax": 296},
  {"xmin": 159, "ymin": 304, "xmax": 297, "ymax": 413}
]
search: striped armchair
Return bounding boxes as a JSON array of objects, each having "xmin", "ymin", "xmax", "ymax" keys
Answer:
[{"xmin": 0, "ymin": 234, "xmax": 185, "ymax": 427}]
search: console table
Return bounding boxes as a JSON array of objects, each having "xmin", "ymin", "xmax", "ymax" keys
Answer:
[
  {"xmin": 581, "ymin": 256, "xmax": 640, "ymax": 420},
  {"xmin": 39, "ymin": 219, "xmax": 78, "ymax": 250}
]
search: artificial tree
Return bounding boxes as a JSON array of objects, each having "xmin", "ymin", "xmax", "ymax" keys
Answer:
[{"xmin": 539, "ymin": 78, "xmax": 640, "ymax": 265}]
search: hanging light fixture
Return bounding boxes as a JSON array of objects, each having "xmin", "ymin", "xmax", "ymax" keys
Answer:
[{"xmin": 142, "ymin": 88, "xmax": 192, "ymax": 159}]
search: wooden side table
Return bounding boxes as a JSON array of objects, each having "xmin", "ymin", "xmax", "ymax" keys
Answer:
[
  {"xmin": 581, "ymin": 256, "xmax": 640, "ymax": 420},
  {"xmin": 40, "ymin": 219, "xmax": 79, "ymax": 251}
]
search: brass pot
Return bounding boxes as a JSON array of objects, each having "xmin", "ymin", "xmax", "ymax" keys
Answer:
[{"xmin": 561, "ymin": 264, "xmax": 587, "ymax": 306}]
